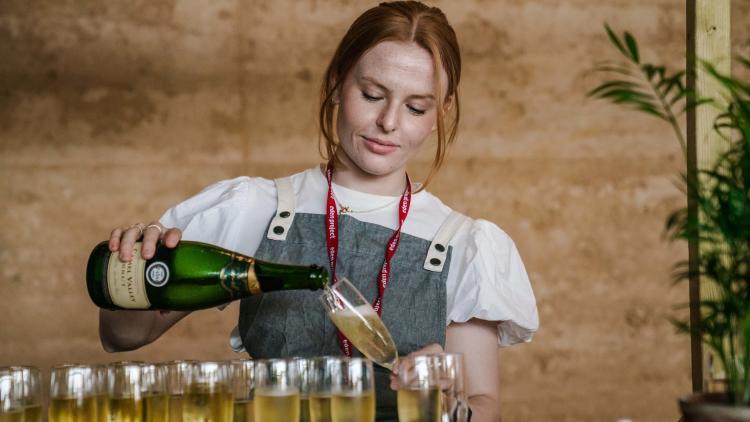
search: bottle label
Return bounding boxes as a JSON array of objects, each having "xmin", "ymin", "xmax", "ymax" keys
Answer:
[
  {"xmin": 219, "ymin": 257, "xmax": 261, "ymax": 299},
  {"xmin": 146, "ymin": 262, "xmax": 170, "ymax": 287},
  {"xmin": 107, "ymin": 243, "xmax": 151, "ymax": 309}
]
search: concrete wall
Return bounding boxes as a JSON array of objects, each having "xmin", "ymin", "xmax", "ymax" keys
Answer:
[{"xmin": 1, "ymin": 1, "xmax": 748, "ymax": 420}]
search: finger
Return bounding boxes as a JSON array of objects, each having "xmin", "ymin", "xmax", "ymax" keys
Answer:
[
  {"xmin": 390, "ymin": 373, "xmax": 398, "ymax": 391},
  {"xmin": 118, "ymin": 226, "xmax": 143, "ymax": 262},
  {"xmin": 109, "ymin": 227, "xmax": 124, "ymax": 252},
  {"xmin": 163, "ymin": 228, "xmax": 182, "ymax": 248},
  {"xmin": 141, "ymin": 224, "xmax": 163, "ymax": 259},
  {"xmin": 409, "ymin": 343, "xmax": 444, "ymax": 358}
]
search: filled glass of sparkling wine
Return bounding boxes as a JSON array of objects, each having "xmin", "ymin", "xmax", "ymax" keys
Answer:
[
  {"xmin": 0, "ymin": 367, "xmax": 25, "ymax": 421},
  {"xmin": 94, "ymin": 365, "xmax": 109, "ymax": 422},
  {"xmin": 7, "ymin": 366, "xmax": 42, "ymax": 422},
  {"xmin": 107, "ymin": 362, "xmax": 144, "ymax": 422},
  {"xmin": 183, "ymin": 361, "xmax": 233, "ymax": 422},
  {"xmin": 307, "ymin": 357, "xmax": 338, "ymax": 422},
  {"xmin": 319, "ymin": 278, "xmax": 399, "ymax": 370},
  {"xmin": 230, "ymin": 360, "xmax": 254, "ymax": 422},
  {"xmin": 49, "ymin": 364, "xmax": 98, "ymax": 422},
  {"xmin": 294, "ymin": 358, "xmax": 314, "ymax": 422},
  {"xmin": 398, "ymin": 355, "xmax": 461, "ymax": 422},
  {"xmin": 253, "ymin": 359, "xmax": 300, "ymax": 422},
  {"xmin": 164, "ymin": 360, "xmax": 193, "ymax": 422},
  {"xmin": 141, "ymin": 364, "xmax": 170, "ymax": 421},
  {"xmin": 329, "ymin": 358, "xmax": 375, "ymax": 422}
]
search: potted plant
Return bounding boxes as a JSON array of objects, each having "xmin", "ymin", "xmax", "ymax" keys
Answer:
[{"xmin": 589, "ymin": 25, "xmax": 750, "ymax": 420}]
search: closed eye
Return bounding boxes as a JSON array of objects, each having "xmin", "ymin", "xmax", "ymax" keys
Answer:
[
  {"xmin": 362, "ymin": 91, "xmax": 382, "ymax": 101},
  {"xmin": 407, "ymin": 105, "xmax": 426, "ymax": 116}
]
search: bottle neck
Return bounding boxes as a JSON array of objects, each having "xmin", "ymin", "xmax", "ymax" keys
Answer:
[{"xmin": 253, "ymin": 261, "xmax": 329, "ymax": 292}]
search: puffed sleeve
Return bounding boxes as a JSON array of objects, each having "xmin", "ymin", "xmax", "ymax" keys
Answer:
[
  {"xmin": 446, "ymin": 219, "xmax": 539, "ymax": 347},
  {"xmin": 158, "ymin": 176, "xmax": 276, "ymax": 256}
]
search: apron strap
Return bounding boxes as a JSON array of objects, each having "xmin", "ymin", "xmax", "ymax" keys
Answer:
[
  {"xmin": 266, "ymin": 176, "xmax": 296, "ymax": 241},
  {"xmin": 423, "ymin": 211, "xmax": 468, "ymax": 272}
]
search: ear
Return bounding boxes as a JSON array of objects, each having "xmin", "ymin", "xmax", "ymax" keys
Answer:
[{"xmin": 331, "ymin": 89, "xmax": 340, "ymax": 105}]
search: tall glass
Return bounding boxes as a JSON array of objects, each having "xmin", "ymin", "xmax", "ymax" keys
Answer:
[
  {"xmin": 320, "ymin": 278, "xmax": 398, "ymax": 370},
  {"xmin": 0, "ymin": 367, "xmax": 24, "ymax": 422},
  {"xmin": 295, "ymin": 358, "xmax": 313, "ymax": 422},
  {"xmin": 94, "ymin": 365, "xmax": 109, "ymax": 422},
  {"xmin": 396, "ymin": 355, "xmax": 443, "ymax": 422},
  {"xmin": 49, "ymin": 364, "xmax": 98, "ymax": 422},
  {"xmin": 435, "ymin": 353, "xmax": 468, "ymax": 422},
  {"xmin": 142, "ymin": 364, "xmax": 169, "ymax": 421},
  {"xmin": 253, "ymin": 359, "xmax": 299, "ymax": 422},
  {"xmin": 329, "ymin": 358, "xmax": 375, "ymax": 422},
  {"xmin": 10, "ymin": 366, "xmax": 42, "ymax": 422},
  {"xmin": 307, "ymin": 357, "xmax": 338, "ymax": 422},
  {"xmin": 230, "ymin": 360, "xmax": 254, "ymax": 422},
  {"xmin": 183, "ymin": 361, "xmax": 233, "ymax": 422},
  {"xmin": 107, "ymin": 362, "xmax": 143, "ymax": 422},
  {"xmin": 164, "ymin": 360, "xmax": 193, "ymax": 422}
]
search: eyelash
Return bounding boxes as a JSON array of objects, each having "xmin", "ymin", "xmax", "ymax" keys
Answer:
[{"xmin": 361, "ymin": 92, "xmax": 426, "ymax": 116}]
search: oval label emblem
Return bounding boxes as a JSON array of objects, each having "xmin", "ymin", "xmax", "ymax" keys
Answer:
[{"xmin": 146, "ymin": 262, "xmax": 170, "ymax": 287}]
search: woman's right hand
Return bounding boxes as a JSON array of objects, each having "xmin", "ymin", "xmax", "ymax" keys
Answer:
[{"xmin": 108, "ymin": 222, "xmax": 182, "ymax": 262}]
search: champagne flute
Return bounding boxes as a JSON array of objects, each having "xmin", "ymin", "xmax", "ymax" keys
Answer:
[
  {"xmin": 253, "ymin": 359, "xmax": 299, "ymax": 422},
  {"xmin": 294, "ymin": 358, "xmax": 314, "ymax": 422},
  {"xmin": 94, "ymin": 365, "xmax": 109, "ymax": 422},
  {"xmin": 141, "ymin": 364, "xmax": 169, "ymax": 421},
  {"xmin": 8, "ymin": 366, "xmax": 42, "ymax": 422},
  {"xmin": 319, "ymin": 278, "xmax": 399, "ymax": 370},
  {"xmin": 434, "ymin": 353, "xmax": 468, "ymax": 422},
  {"xmin": 329, "ymin": 357, "xmax": 375, "ymax": 422},
  {"xmin": 183, "ymin": 361, "xmax": 233, "ymax": 422},
  {"xmin": 0, "ymin": 367, "xmax": 24, "ymax": 421},
  {"xmin": 107, "ymin": 362, "xmax": 144, "ymax": 422},
  {"xmin": 396, "ymin": 355, "xmax": 443, "ymax": 422},
  {"xmin": 307, "ymin": 357, "xmax": 338, "ymax": 422},
  {"xmin": 163, "ymin": 360, "xmax": 193, "ymax": 422},
  {"xmin": 49, "ymin": 364, "xmax": 98, "ymax": 422},
  {"xmin": 230, "ymin": 360, "xmax": 254, "ymax": 422}
]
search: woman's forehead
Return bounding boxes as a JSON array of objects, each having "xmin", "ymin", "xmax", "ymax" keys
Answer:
[{"xmin": 352, "ymin": 41, "xmax": 447, "ymax": 96}]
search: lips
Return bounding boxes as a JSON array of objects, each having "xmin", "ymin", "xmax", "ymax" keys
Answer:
[{"xmin": 362, "ymin": 136, "xmax": 399, "ymax": 155}]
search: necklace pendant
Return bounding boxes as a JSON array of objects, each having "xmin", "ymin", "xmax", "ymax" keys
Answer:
[{"xmin": 339, "ymin": 206, "xmax": 351, "ymax": 214}]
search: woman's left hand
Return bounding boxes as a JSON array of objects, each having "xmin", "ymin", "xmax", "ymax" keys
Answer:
[{"xmin": 389, "ymin": 343, "xmax": 444, "ymax": 390}]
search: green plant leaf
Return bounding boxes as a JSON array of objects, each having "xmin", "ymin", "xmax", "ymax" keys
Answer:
[
  {"xmin": 624, "ymin": 31, "xmax": 640, "ymax": 63},
  {"xmin": 604, "ymin": 23, "xmax": 629, "ymax": 58}
]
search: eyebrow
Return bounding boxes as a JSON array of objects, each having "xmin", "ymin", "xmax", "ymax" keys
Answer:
[{"xmin": 360, "ymin": 76, "xmax": 435, "ymax": 100}]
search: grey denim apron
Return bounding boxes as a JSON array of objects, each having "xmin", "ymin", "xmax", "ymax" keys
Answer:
[{"xmin": 238, "ymin": 176, "xmax": 466, "ymax": 421}]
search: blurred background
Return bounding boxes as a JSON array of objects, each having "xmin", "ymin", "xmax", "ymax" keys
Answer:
[{"xmin": 2, "ymin": 0, "xmax": 749, "ymax": 420}]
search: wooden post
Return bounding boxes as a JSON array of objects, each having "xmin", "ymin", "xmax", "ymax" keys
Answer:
[{"xmin": 685, "ymin": 0, "xmax": 731, "ymax": 393}]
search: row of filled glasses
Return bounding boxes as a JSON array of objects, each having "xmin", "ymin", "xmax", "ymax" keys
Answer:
[{"xmin": 0, "ymin": 353, "xmax": 467, "ymax": 422}]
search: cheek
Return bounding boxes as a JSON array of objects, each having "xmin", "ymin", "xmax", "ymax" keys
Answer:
[{"xmin": 402, "ymin": 117, "xmax": 436, "ymax": 149}]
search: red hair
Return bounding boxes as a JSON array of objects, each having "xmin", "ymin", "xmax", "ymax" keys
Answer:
[{"xmin": 319, "ymin": 1, "xmax": 461, "ymax": 190}]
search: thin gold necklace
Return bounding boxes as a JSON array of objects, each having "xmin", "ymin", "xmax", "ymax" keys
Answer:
[{"xmin": 331, "ymin": 187, "xmax": 403, "ymax": 214}]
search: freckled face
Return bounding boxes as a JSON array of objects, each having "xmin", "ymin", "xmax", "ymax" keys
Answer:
[{"xmin": 335, "ymin": 41, "xmax": 449, "ymax": 177}]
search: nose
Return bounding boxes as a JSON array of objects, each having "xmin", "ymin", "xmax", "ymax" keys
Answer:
[{"xmin": 376, "ymin": 103, "xmax": 398, "ymax": 133}]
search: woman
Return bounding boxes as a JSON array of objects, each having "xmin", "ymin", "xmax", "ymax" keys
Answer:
[{"xmin": 100, "ymin": 2, "xmax": 538, "ymax": 420}]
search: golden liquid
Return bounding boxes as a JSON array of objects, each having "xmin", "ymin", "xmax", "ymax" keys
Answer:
[
  {"xmin": 0, "ymin": 409, "xmax": 24, "ymax": 422},
  {"xmin": 109, "ymin": 396, "xmax": 143, "ymax": 422},
  {"xmin": 308, "ymin": 394, "xmax": 332, "ymax": 422},
  {"xmin": 300, "ymin": 397, "xmax": 311, "ymax": 422},
  {"xmin": 168, "ymin": 395, "xmax": 183, "ymax": 422},
  {"xmin": 97, "ymin": 394, "xmax": 110, "ymax": 422},
  {"xmin": 144, "ymin": 394, "xmax": 170, "ymax": 421},
  {"xmin": 253, "ymin": 391, "xmax": 300, "ymax": 422},
  {"xmin": 183, "ymin": 384, "xmax": 233, "ymax": 422},
  {"xmin": 397, "ymin": 387, "xmax": 442, "ymax": 422},
  {"xmin": 232, "ymin": 399, "xmax": 254, "ymax": 422},
  {"xmin": 329, "ymin": 305, "xmax": 398, "ymax": 369},
  {"xmin": 23, "ymin": 404, "xmax": 43, "ymax": 422},
  {"xmin": 48, "ymin": 396, "xmax": 98, "ymax": 422},
  {"xmin": 330, "ymin": 392, "xmax": 375, "ymax": 422}
]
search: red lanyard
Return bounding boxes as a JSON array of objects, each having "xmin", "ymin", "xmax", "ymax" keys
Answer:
[{"xmin": 325, "ymin": 163, "xmax": 412, "ymax": 356}]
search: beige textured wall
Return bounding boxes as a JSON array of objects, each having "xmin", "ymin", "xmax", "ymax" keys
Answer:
[{"xmin": 2, "ymin": 0, "xmax": 749, "ymax": 420}]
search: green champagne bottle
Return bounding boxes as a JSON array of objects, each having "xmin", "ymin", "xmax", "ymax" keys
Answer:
[{"xmin": 86, "ymin": 240, "xmax": 328, "ymax": 311}]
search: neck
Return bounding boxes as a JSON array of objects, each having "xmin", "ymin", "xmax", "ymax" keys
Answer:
[{"xmin": 327, "ymin": 159, "xmax": 407, "ymax": 196}]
